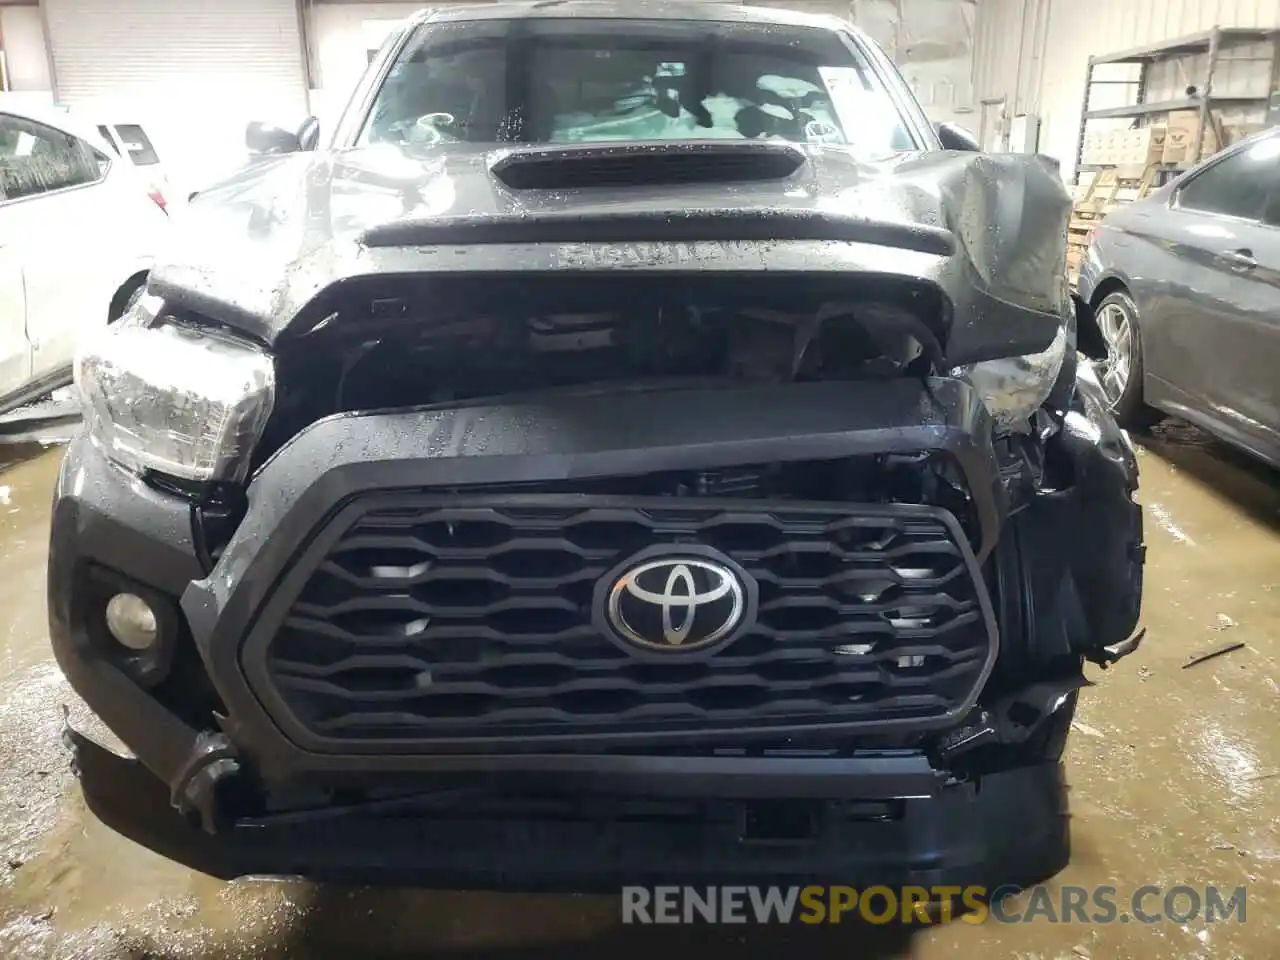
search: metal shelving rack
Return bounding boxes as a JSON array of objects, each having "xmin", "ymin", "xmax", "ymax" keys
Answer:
[{"xmin": 1072, "ymin": 27, "xmax": 1280, "ymax": 184}]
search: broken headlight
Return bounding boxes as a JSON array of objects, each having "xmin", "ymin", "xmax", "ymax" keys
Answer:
[
  {"xmin": 75, "ymin": 296, "xmax": 275, "ymax": 483},
  {"xmin": 955, "ymin": 323, "xmax": 1068, "ymax": 430}
]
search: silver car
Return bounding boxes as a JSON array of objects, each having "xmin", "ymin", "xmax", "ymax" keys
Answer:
[{"xmin": 1078, "ymin": 127, "xmax": 1280, "ymax": 466}]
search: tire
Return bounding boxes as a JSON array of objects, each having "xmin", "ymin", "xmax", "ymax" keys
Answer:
[{"xmin": 1092, "ymin": 290, "xmax": 1163, "ymax": 430}]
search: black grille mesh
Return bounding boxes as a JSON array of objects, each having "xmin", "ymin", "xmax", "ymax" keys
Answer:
[{"xmin": 260, "ymin": 496, "xmax": 995, "ymax": 745}]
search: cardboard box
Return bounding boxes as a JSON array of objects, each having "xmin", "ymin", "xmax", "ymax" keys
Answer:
[
  {"xmin": 1081, "ymin": 130, "xmax": 1108, "ymax": 166},
  {"xmin": 1111, "ymin": 131, "xmax": 1132, "ymax": 164},
  {"xmin": 1113, "ymin": 130, "xmax": 1155, "ymax": 176},
  {"xmin": 1160, "ymin": 109, "xmax": 1199, "ymax": 163},
  {"xmin": 1162, "ymin": 109, "xmax": 1220, "ymax": 167},
  {"xmin": 1100, "ymin": 130, "xmax": 1121, "ymax": 164},
  {"xmin": 1225, "ymin": 121, "xmax": 1264, "ymax": 146},
  {"xmin": 1082, "ymin": 126, "xmax": 1166, "ymax": 175},
  {"xmin": 1137, "ymin": 126, "xmax": 1167, "ymax": 165},
  {"xmin": 1082, "ymin": 129, "xmax": 1129, "ymax": 166}
]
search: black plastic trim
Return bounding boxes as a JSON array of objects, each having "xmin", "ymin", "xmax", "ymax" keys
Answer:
[
  {"xmin": 50, "ymin": 378, "xmax": 1006, "ymax": 781},
  {"xmin": 239, "ymin": 494, "xmax": 998, "ymax": 754},
  {"xmin": 360, "ymin": 208, "xmax": 959, "ymax": 257},
  {"xmin": 67, "ymin": 724, "xmax": 1069, "ymax": 890},
  {"xmin": 487, "ymin": 141, "xmax": 808, "ymax": 191},
  {"xmin": 170, "ymin": 378, "xmax": 1003, "ymax": 771}
]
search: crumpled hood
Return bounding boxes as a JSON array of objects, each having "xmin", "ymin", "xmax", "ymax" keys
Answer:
[{"xmin": 153, "ymin": 141, "xmax": 1073, "ymax": 366}]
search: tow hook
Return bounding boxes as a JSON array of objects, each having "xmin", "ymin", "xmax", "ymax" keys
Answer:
[
  {"xmin": 1087, "ymin": 627, "xmax": 1147, "ymax": 669},
  {"xmin": 169, "ymin": 731, "xmax": 241, "ymax": 835}
]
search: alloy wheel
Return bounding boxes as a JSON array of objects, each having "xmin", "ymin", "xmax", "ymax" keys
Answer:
[{"xmin": 1093, "ymin": 300, "xmax": 1133, "ymax": 409}]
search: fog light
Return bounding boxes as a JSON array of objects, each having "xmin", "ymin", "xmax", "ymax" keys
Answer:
[{"xmin": 105, "ymin": 593, "xmax": 159, "ymax": 650}]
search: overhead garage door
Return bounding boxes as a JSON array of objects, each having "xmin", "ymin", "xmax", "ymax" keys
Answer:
[
  {"xmin": 43, "ymin": 0, "xmax": 307, "ymax": 115},
  {"xmin": 43, "ymin": 0, "xmax": 309, "ymax": 194}
]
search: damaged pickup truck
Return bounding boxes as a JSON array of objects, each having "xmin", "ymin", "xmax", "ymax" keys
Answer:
[{"xmin": 49, "ymin": 1, "xmax": 1144, "ymax": 891}]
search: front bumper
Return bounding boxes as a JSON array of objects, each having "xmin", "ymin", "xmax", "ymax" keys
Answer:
[
  {"xmin": 47, "ymin": 377, "xmax": 1106, "ymax": 887},
  {"xmin": 67, "ymin": 724, "xmax": 1069, "ymax": 890},
  {"xmin": 51, "ymin": 378, "xmax": 1004, "ymax": 781}
]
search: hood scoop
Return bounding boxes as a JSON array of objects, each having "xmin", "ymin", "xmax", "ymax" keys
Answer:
[{"xmin": 489, "ymin": 141, "xmax": 807, "ymax": 191}]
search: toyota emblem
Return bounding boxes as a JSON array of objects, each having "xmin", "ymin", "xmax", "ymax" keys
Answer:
[{"xmin": 601, "ymin": 553, "xmax": 750, "ymax": 653}]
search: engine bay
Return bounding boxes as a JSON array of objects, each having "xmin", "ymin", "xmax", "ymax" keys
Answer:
[{"xmin": 263, "ymin": 273, "xmax": 946, "ymax": 458}]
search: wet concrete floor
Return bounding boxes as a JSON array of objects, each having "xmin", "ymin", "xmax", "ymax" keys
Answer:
[{"xmin": 0, "ymin": 421, "xmax": 1277, "ymax": 959}]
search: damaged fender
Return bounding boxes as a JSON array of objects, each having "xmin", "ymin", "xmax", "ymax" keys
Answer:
[{"xmin": 994, "ymin": 365, "xmax": 1143, "ymax": 675}]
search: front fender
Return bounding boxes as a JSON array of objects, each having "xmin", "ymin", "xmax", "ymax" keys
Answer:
[
  {"xmin": 998, "ymin": 367, "xmax": 1143, "ymax": 672},
  {"xmin": 1058, "ymin": 368, "xmax": 1143, "ymax": 647}
]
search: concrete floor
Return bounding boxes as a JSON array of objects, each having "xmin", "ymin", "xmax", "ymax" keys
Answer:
[{"xmin": 0, "ymin": 421, "xmax": 1277, "ymax": 959}]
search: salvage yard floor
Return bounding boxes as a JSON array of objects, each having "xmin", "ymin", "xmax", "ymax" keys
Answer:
[{"xmin": 0, "ymin": 421, "xmax": 1277, "ymax": 959}]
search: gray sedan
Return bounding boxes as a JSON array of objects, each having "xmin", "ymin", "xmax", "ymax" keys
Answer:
[{"xmin": 1078, "ymin": 128, "xmax": 1280, "ymax": 466}]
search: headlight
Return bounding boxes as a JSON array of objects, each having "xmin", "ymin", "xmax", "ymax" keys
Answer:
[
  {"xmin": 75, "ymin": 297, "xmax": 275, "ymax": 483},
  {"xmin": 956, "ymin": 323, "xmax": 1068, "ymax": 430}
]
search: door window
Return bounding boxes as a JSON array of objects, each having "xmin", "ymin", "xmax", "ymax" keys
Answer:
[
  {"xmin": 0, "ymin": 115, "xmax": 106, "ymax": 202},
  {"xmin": 1177, "ymin": 136, "xmax": 1280, "ymax": 222}
]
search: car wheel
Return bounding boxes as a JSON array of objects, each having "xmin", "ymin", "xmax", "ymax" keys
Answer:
[{"xmin": 1092, "ymin": 290, "xmax": 1162, "ymax": 430}]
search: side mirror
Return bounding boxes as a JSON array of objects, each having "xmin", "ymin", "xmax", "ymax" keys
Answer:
[
  {"xmin": 245, "ymin": 120, "xmax": 302, "ymax": 155},
  {"xmin": 297, "ymin": 116, "xmax": 321, "ymax": 152},
  {"xmin": 936, "ymin": 121, "xmax": 981, "ymax": 152}
]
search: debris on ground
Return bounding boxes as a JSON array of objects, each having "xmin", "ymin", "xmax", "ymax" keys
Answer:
[
  {"xmin": 1182, "ymin": 641, "xmax": 1247, "ymax": 669},
  {"xmin": 1071, "ymin": 721, "xmax": 1105, "ymax": 738},
  {"xmin": 1213, "ymin": 613, "xmax": 1238, "ymax": 631}
]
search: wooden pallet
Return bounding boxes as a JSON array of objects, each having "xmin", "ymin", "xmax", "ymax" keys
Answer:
[
  {"xmin": 1073, "ymin": 163, "xmax": 1159, "ymax": 217},
  {"xmin": 1066, "ymin": 164, "xmax": 1160, "ymax": 285}
]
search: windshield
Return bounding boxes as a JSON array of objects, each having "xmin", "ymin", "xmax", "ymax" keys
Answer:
[{"xmin": 358, "ymin": 17, "xmax": 916, "ymax": 155}]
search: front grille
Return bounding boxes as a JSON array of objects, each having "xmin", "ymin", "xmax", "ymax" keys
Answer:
[{"xmin": 256, "ymin": 495, "xmax": 996, "ymax": 748}]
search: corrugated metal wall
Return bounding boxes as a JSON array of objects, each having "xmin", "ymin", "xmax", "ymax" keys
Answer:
[{"xmin": 973, "ymin": 0, "xmax": 1280, "ymax": 179}]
